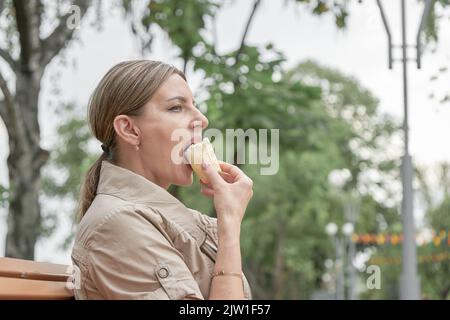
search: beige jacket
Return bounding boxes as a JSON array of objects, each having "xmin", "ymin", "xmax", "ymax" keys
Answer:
[{"xmin": 71, "ymin": 161, "xmax": 252, "ymax": 300}]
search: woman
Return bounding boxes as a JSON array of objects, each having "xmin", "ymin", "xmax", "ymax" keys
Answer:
[{"xmin": 71, "ymin": 60, "xmax": 254, "ymax": 300}]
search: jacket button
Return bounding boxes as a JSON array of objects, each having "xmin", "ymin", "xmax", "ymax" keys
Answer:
[{"xmin": 158, "ymin": 267, "xmax": 169, "ymax": 279}]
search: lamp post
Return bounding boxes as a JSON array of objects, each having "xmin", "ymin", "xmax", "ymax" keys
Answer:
[
  {"xmin": 343, "ymin": 191, "xmax": 360, "ymax": 300},
  {"xmin": 374, "ymin": 0, "xmax": 434, "ymax": 300},
  {"xmin": 326, "ymin": 222, "xmax": 356, "ymax": 300},
  {"xmin": 343, "ymin": 222, "xmax": 356, "ymax": 300},
  {"xmin": 325, "ymin": 222, "xmax": 345, "ymax": 300},
  {"xmin": 327, "ymin": 170, "xmax": 359, "ymax": 299}
]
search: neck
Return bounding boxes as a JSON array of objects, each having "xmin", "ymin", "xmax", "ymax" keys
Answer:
[{"xmin": 113, "ymin": 154, "xmax": 169, "ymax": 190}]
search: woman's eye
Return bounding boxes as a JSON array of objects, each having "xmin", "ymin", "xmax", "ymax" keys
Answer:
[{"xmin": 168, "ymin": 105, "xmax": 182, "ymax": 112}]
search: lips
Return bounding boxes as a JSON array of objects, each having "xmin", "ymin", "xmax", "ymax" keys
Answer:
[
  {"xmin": 184, "ymin": 143, "xmax": 193, "ymax": 152},
  {"xmin": 182, "ymin": 136, "xmax": 201, "ymax": 163},
  {"xmin": 183, "ymin": 135, "xmax": 202, "ymax": 152}
]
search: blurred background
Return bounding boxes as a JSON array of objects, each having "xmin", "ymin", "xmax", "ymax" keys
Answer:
[{"xmin": 0, "ymin": 0, "xmax": 449, "ymax": 299}]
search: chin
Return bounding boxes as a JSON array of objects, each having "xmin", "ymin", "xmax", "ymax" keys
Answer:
[{"xmin": 172, "ymin": 164, "xmax": 194, "ymax": 186}]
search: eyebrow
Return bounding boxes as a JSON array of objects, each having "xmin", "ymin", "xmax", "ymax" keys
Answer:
[{"xmin": 166, "ymin": 96, "xmax": 196, "ymax": 105}]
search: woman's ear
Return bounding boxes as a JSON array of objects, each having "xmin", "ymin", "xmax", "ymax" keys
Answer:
[{"xmin": 113, "ymin": 115, "xmax": 141, "ymax": 146}]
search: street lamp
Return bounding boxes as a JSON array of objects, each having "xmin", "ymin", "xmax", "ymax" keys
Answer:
[
  {"xmin": 374, "ymin": 0, "xmax": 434, "ymax": 300},
  {"xmin": 342, "ymin": 222, "xmax": 357, "ymax": 300},
  {"xmin": 343, "ymin": 192, "xmax": 360, "ymax": 300},
  {"xmin": 326, "ymin": 222, "xmax": 355, "ymax": 300},
  {"xmin": 325, "ymin": 222, "xmax": 344, "ymax": 300},
  {"xmin": 327, "ymin": 170, "xmax": 360, "ymax": 299}
]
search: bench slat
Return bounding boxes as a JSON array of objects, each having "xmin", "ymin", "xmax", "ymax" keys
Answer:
[
  {"xmin": 0, "ymin": 257, "xmax": 74, "ymax": 300},
  {"xmin": 0, "ymin": 277, "xmax": 74, "ymax": 300},
  {"xmin": 0, "ymin": 257, "xmax": 72, "ymax": 282}
]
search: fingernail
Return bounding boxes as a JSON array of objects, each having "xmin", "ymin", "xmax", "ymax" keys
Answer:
[{"xmin": 202, "ymin": 162, "xmax": 208, "ymax": 170}]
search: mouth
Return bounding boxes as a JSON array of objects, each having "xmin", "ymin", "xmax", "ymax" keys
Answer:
[
  {"xmin": 180, "ymin": 146, "xmax": 189, "ymax": 164},
  {"xmin": 183, "ymin": 135, "xmax": 202, "ymax": 154},
  {"xmin": 184, "ymin": 143, "xmax": 193, "ymax": 153}
]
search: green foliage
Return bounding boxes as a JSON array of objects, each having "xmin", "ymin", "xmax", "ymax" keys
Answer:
[
  {"xmin": 146, "ymin": 0, "xmax": 219, "ymax": 58},
  {"xmin": 422, "ymin": 0, "xmax": 450, "ymax": 43},
  {"xmin": 293, "ymin": 0, "xmax": 349, "ymax": 28}
]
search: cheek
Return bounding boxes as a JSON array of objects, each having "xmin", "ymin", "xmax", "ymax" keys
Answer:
[
  {"xmin": 143, "ymin": 123, "xmax": 186, "ymax": 163},
  {"xmin": 141, "ymin": 121, "xmax": 193, "ymax": 185}
]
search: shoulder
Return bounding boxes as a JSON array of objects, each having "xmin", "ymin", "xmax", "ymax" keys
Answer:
[{"xmin": 74, "ymin": 198, "xmax": 165, "ymax": 250}]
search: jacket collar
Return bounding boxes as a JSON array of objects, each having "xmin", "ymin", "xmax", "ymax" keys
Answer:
[{"xmin": 96, "ymin": 161, "xmax": 206, "ymax": 246}]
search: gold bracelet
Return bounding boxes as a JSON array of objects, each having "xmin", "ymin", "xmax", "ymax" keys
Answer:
[{"xmin": 211, "ymin": 270, "xmax": 243, "ymax": 279}]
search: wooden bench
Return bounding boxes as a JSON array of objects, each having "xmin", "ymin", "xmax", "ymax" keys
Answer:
[{"xmin": 0, "ymin": 257, "xmax": 74, "ymax": 300}]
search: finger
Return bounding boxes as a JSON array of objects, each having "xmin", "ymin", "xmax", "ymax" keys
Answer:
[
  {"xmin": 203, "ymin": 170, "xmax": 234, "ymax": 184},
  {"xmin": 201, "ymin": 162, "xmax": 224, "ymax": 188},
  {"xmin": 218, "ymin": 161, "xmax": 246, "ymax": 180},
  {"xmin": 199, "ymin": 179, "xmax": 212, "ymax": 188},
  {"xmin": 218, "ymin": 171, "xmax": 235, "ymax": 184},
  {"xmin": 200, "ymin": 187, "xmax": 215, "ymax": 198}
]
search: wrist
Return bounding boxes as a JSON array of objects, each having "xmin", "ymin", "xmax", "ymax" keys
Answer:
[
  {"xmin": 217, "ymin": 219, "xmax": 241, "ymax": 244},
  {"xmin": 217, "ymin": 215, "xmax": 241, "ymax": 232}
]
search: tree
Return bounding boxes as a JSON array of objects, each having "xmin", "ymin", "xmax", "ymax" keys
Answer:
[{"xmin": 0, "ymin": 0, "xmax": 91, "ymax": 259}]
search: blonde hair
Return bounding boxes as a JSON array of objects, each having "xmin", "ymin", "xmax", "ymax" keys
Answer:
[{"xmin": 77, "ymin": 60, "xmax": 185, "ymax": 220}]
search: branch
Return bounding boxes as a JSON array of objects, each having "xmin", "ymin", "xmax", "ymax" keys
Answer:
[
  {"xmin": 231, "ymin": 0, "xmax": 261, "ymax": 90},
  {"xmin": 0, "ymin": 48, "xmax": 18, "ymax": 71},
  {"xmin": 32, "ymin": 148, "xmax": 50, "ymax": 174},
  {"xmin": 0, "ymin": 71, "xmax": 16, "ymax": 133},
  {"xmin": 0, "ymin": 99, "xmax": 7, "ymax": 126},
  {"xmin": 0, "ymin": 71, "xmax": 13, "ymax": 109},
  {"xmin": 39, "ymin": 0, "xmax": 90, "ymax": 67},
  {"xmin": 235, "ymin": 0, "xmax": 262, "ymax": 63},
  {"xmin": 0, "ymin": 70, "xmax": 28, "ymax": 153}
]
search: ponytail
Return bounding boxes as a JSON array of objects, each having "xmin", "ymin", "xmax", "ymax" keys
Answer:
[{"xmin": 77, "ymin": 153, "xmax": 108, "ymax": 221}]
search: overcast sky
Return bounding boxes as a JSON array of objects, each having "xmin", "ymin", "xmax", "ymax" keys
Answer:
[{"xmin": 0, "ymin": 0, "xmax": 449, "ymax": 263}]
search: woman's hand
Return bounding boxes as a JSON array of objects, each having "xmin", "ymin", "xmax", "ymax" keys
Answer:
[
  {"xmin": 200, "ymin": 161, "xmax": 251, "ymax": 300},
  {"xmin": 199, "ymin": 161, "xmax": 253, "ymax": 228}
]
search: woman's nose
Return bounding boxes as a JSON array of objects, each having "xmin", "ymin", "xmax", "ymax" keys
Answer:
[{"xmin": 192, "ymin": 108, "xmax": 209, "ymax": 130}]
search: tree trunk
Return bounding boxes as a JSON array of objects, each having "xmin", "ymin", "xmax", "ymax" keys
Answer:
[
  {"xmin": 5, "ymin": 70, "xmax": 48, "ymax": 259},
  {"xmin": 5, "ymin": 155, "xmax": 43, "ymax": 259}
]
